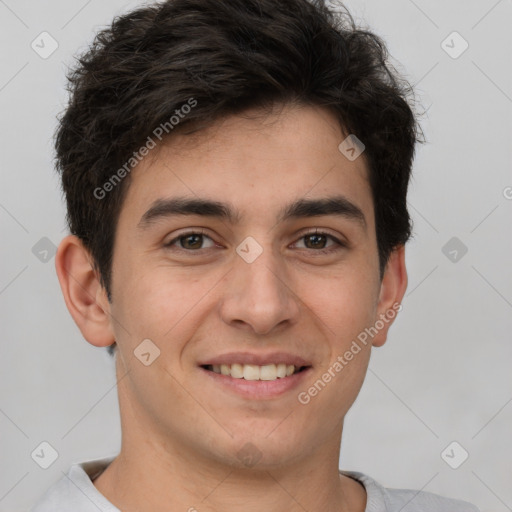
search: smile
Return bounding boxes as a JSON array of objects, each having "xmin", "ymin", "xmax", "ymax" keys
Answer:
[{"xmin": 202, "ymin": 363, "xmax": 309, "ymax": 381}]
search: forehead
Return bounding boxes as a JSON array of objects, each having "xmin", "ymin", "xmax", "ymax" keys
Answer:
[{"xmin": 118, "ymin": 104, "xmax": 373, "ymax": 229}]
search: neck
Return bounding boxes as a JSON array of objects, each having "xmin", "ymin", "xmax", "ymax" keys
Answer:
[{"xmin": 94, "ymin": 447, "xmax": 365, "ymax": 512}]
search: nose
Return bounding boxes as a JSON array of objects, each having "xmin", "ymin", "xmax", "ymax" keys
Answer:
[{"xmin": 219, "ymin": 243, "xmax": 301, "ymax": 336}]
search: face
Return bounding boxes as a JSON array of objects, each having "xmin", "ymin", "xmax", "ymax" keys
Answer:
[{"xmin": 100, "ymin": 104, "xmax": 401, "ymax": 468}]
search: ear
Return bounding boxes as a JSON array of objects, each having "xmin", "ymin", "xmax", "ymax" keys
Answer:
[
  {"xmin": 371, "ymin": 245, "xmax": 408, "ymax": 348},
  {"xmin": 55, "ymin": 235, "xmax": 114, "ymax": 347}
]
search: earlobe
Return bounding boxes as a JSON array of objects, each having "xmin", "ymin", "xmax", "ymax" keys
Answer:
[
  {"xmin": 55, "ymin": 235, "xmax": 115, "ymax": 347},
  {"xmin": 371, "ymin": 245, "xmax": 408, "ymax": 348}
]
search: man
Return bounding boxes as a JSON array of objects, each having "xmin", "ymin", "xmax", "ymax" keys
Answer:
[{"xmin": 32, "ymin": 0, "xmax": 480, "ymax": 510}]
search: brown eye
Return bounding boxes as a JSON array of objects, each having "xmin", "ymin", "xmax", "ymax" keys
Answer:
[
  {"xmin": 303, "ymin": 233, "xmax": 329, "ymax": 249},
  {"xmin": 294, "ymin": 230, "xmax": 344, "ymax": 253},
  {"xmin": 165, "ymin": 231, "xmax": 216, "ymax": 251},
  {"xmin": 180, "ymin": 234, "xmax": 204, "ymax": 250},
  {"xmin": 295, "ymin": 229, "xmax": 347, "ymax": 255}
]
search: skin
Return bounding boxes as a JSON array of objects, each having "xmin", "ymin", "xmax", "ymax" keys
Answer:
[{"xmin": 56, "ymin": 103, "xmax": 407, "ymax": 512}]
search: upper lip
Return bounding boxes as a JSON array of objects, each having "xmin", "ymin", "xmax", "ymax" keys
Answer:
[{"xmin": 198, "ymin": 351, "xmax": 312, "ymax": 367}]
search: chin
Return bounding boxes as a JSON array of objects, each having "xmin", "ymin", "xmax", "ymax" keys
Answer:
[{"xmin": 217, "ymin": 434, "xmax": 309, "ymax": 471}]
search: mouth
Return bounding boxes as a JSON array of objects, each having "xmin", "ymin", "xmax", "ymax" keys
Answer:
[
  {"xmin": 198, "ymin": 359, "xmax": 313, "ymax": 400},
  {"xmin": 201, "ymin": 363, "xmax": 310, "ymax": 381}
]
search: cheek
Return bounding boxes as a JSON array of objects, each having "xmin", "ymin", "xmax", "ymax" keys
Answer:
[
  {"xmin": 111, "ymin": 265, "xmax": 219, "ymax": 348},
  {"xmin": 303, "ymin": 264, "xmax": 379, "ymax": 335},
  {"xmin": 332, "ymin": 289, "xmax": 378, "ymax": 351}
]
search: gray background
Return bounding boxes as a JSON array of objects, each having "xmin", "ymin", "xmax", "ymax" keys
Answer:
[{"xmin": 1, "ymin": 0, "xmax": 511, "ymax": 510}]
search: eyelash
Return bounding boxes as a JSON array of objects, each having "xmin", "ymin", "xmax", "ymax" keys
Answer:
[{"xmin": 164, "ymin": 229, "xmax": 346, "ymax": 255}]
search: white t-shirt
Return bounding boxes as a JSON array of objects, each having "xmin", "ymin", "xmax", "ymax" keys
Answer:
[{"xmin": 30, "ymin": 456, "xmax": 480, "ymax": 511}]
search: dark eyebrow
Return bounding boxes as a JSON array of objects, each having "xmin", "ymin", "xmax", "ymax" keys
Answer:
[
  {"xmin": 137, "ymin": 195, "xmax": 366, "ymax": 230},
  {"xmin": 278, "ymin": 195, "xmax": 366, "ymax": 228}
]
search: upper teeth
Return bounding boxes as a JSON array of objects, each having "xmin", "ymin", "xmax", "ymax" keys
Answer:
[{"xmin": 208, "ymin": 363, "xmax": 298, "ymax": 380}]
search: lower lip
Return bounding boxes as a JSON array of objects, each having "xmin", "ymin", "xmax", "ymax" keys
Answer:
[{"xmin": 199, "ymin": 366, "xmax": 312, "ymax": 399}]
